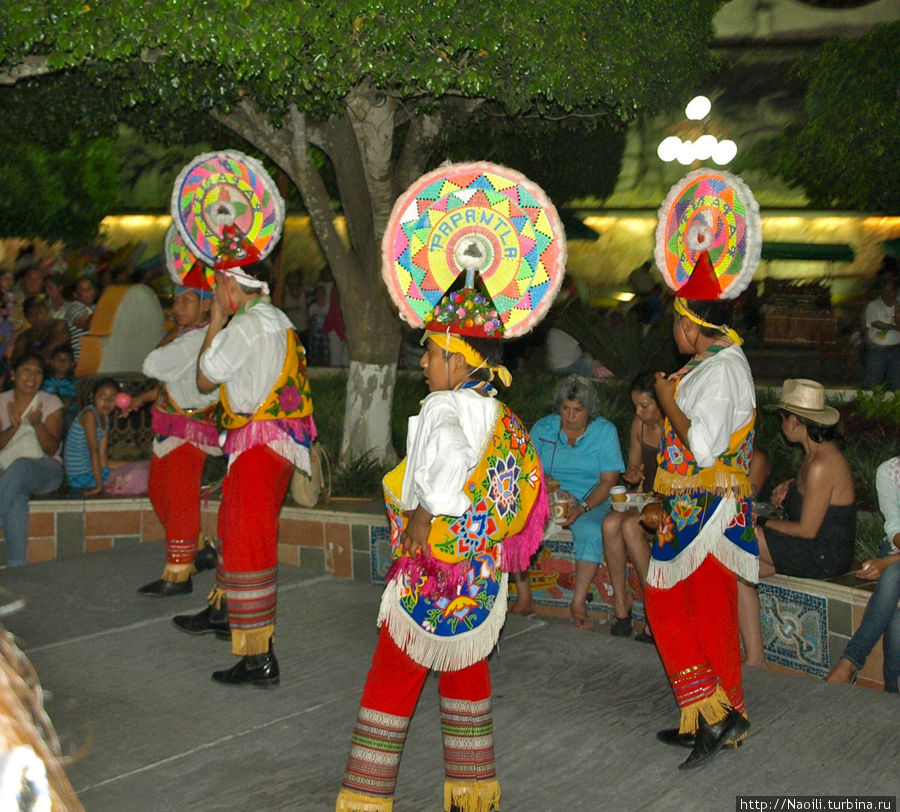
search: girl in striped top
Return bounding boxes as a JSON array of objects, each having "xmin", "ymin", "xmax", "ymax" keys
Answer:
[{"xmin": 63, "ymin": 378, "xmax": 125, "ymax": 495}]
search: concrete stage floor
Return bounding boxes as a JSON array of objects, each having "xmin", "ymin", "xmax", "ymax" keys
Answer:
[{"xmin": 1, "ymin": 541, "xmax": 897, "ymax": 811}]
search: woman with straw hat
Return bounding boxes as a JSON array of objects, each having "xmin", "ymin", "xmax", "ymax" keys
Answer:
[{"xmin": 757, "ymin": 378, "xmax": 856, "ymax": 580}]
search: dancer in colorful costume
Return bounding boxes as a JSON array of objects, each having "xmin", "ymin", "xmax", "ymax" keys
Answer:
[
  {"xmin": 168, "ymin": 151, "xmax": 315, "ymax": 686},
  {"xmin": 337, "ymin": 162, "xmax": 565, "ymax": 811},
  {"xmin": 643, "ymin": 169, "xmax": 762, "ymax": 770},
  {"xmin": 136, "ymin": 249, "xmax": 221, "ymax": 597}
]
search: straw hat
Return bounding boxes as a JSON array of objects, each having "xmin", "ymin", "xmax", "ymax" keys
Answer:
[{"xmin": 763, "ymin": 379, "xmax": 840, "ymax": 426}]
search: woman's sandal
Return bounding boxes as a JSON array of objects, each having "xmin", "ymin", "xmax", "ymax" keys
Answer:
[
  {"xmin": 634, "ymin": 626, "xmax": 654, "ymax": 644},
  {"xmin": 509, "ymin": 603, "xmax": 536, "ymax": 618},
  {"xmin": 610, "ymin": 613, "xmax": 633, "ymax": 637},
  {"xmin": 570, "ymin": 608, "xmax": 595, "ymax": 630}
]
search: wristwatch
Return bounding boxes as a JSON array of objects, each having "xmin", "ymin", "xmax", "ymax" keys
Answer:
[{"xmin": 579, "ymin": 500, "xmax": 592, "ymax": 512}]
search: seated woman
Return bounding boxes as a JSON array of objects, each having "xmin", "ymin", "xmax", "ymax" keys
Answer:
[
  {"xmin": 529, "ymin": 374, "xmax": 624, "ymax": 629},
  {"xmin": 0, "ymin": 354, "xmax": 64, "ymax": 566},
  {"xmin": 827, "ymin": 456, "xmax": 900, "ymax": 692},
  {"xmin": 757, "ymin": 379, "xmax": 856, "ymax": 580},
  {"xmin": 601, "ymin": 371, "xmax": 663, "ymax": 641}
]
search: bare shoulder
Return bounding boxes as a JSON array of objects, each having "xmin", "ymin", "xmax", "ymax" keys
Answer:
[{"xmin": 808, "ymin": 444, "xmax": 855, "ymax": 495}]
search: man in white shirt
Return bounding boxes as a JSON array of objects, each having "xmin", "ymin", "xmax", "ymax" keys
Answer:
[{"xmin": 862, "ymin": 272, "xmax": 900, "ymax": 389}]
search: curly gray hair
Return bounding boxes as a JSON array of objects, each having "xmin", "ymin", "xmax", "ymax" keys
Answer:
[{"xmin": 550, "ymin": 374, "xmax": 601, "ymax": 419}]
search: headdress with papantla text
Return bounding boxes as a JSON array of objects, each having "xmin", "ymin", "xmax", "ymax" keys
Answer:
[{"xmin": 382, "ymin": 161, "xmax": 567, "ymax": 384}]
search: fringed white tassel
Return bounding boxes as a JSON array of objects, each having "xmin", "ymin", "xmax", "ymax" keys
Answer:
[
  {"xmin": 646, "ymin": 498, "xmax": 759, "ymax": 589},
  {"xmin": 377, "ymin": 575, "xmax": 509, "ymax": 671},
  {"xmin": 227, "ymin": 437, "xmax": 311, "ymax": 473},
  {"xmin": 153, "ymin": 436, "xmax": 221, "ymax": 458}
]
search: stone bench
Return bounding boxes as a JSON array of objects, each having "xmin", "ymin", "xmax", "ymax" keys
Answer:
[{"xmin": 7, "ymin": 497, "xmax": 889, "ymax": 691}]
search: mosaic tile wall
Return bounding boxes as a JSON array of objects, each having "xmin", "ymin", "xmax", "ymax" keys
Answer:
[
  {"xmin": 507, "ymin": 536, "xmax": 647, "ymax": 624},
  {"xmin": 758, "ymin": 582, "xmax": 829, "ymax": 677},
  {"xmin": 365, "ymin": 525, "xmax": 853, "ymax": 681}
]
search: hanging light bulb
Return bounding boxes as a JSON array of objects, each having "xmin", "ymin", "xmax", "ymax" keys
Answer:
[
  {"xmin": 657, "ymin": 136, "xmax": 682, "ymax": 162},
  {"xmin": 693, "ymin": 134, "xmax": 718, "ymax": 161},
  {"xmin": 711, "ymin": 139, "xmax": 738, "ymax": 165},
  {"xmin": 676, "ymin": 140, "xmax": 695, "ymax": 166},
  {"xmin": 685, "ymin": 96, "xmax": 711, "ymax": 121}
]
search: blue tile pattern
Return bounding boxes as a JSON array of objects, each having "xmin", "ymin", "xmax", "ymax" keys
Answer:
[
  {"xmin": 759, "ymin": 582, "xmax": 829, "ymax": 677},
  {"xmin": 369, "ymin": 524, "xmax": 393, "ymax": 584}
]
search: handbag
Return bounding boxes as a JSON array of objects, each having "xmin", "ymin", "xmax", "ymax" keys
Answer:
[
  {"xmin": 104, "ymin": 460, "xmax": 152, "ymax": 496},
  {"xmin": 0, "ymin": 397, "xmax": 45, "ymax": 470},
  {"xmin": 290, "ymin": 442, "xmax": 330, "ymax": 508}
]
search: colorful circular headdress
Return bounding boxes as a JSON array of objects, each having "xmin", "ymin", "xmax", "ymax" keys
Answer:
[
  {"xmin": 655, "ymin": 168, "xmax": 761, "ymax": 301},
  {"xmin": 382, "ymin": 161, "xmax": 567, "ymax": 338},
  {"xmin": 170, "ymin": 150, "xmax": 285, "ymax": 270},
  {"xmin": 164, "ymin": 225, "xmax": 215, "ymax": 295}
]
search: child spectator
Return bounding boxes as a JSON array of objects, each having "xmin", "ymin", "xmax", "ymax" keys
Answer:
[
  {"xmin": 41, "ymin": 347, "xmax": 78, "ymax": 431},
  {"xmin": 65, "ymin": 275, "xmax": 97, "ymax": 363},
  {"xmin": 306, "ymin": 283, "xmax": 330, "ymax": 365},
  {"xmin": 63, "ymin": 378, "xmax": 126, "ymax": 495},
  {"xmin": 10, "ymin": 297, "xmax": 70, "ymax": 365},
  {"xmin": 0, "ymin": 270, "xmax": 15, "ymax": 389},
  {"xmin": 281, "ymin": 270, "xmax": 309, "ymax": 347}
]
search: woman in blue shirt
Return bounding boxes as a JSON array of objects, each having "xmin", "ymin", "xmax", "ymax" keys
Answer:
[{"xmin": 531, "ymin": 375, "xmax": 624, "ymax": 628}]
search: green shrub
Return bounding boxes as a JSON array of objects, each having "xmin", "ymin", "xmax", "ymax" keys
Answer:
[
  {"xmin": 855, "ymin": 514, "xmax": 885, "ymax": 563},
  {"xmin": 310, "ymin": 368, "xmax": 899, "ymax": 513}
]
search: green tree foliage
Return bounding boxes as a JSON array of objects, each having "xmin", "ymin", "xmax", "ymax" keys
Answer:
[
  {"xmin": 752, "ymin": 21, "xmax": 900, "ymax": 212},
  {"xmin": 0, "ymin": 136, "xmax": 120, "ymax": 246},
  {"xmin": 0, "ymin": 0, "xmax": 724, "ymax": 460}
]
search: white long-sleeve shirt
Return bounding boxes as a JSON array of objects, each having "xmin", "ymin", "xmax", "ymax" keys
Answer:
[
  {"xmin": 678, "ymin": 343, "xmax": 756, "ymax": 469},
  {"xmin": 199, "ymin": 302, "xmax": 291, "ymax": 413},
  {"xmin": 876, "ymin": 456, "xmax": 900, "ymax": 552},
  {"xmin": 142, "ymin": 327, "xmax": 219, "ymax": 411},
  {"xmin": 401, "ymin": 388, "xmax": 499, "ymax": 518}
]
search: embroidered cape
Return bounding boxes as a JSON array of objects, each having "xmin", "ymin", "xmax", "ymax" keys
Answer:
[
  {"xmin": 648, "ymin": 348, "xmax": 759, "ymax": 589},
  {"xmin": 378, "ymin": 402, "xmax": 547, "ymax": 672},
  {"xmin": 218, "ymin": 328, "xmax": 316, "ymax": 471}
]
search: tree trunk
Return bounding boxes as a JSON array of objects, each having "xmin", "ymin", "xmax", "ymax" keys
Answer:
[
  {"xmin": 340, "ymin": 361, "xmax": 399, "ymax": 467},
  {"xmin": 212, "ymin": 95, "xmax": 406, "ymax": 466}
]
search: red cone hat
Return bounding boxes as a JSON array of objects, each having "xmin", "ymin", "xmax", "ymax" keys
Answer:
[{"xmin": 675, "ymin": 251, "xmax": 722, "ymax": 300}]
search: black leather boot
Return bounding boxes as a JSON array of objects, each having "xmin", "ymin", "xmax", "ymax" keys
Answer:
[
  {"xmin": 193, "ymin": 541, "xmax": 218, "ymax": 572},
  {"xmin": 679, "ymin": 709, "xmax": 749, "ymax": 770},
  {"xmin": 211, "ymin": 645, "xmax": 279, "ymax": 688},
  {"xmin": 656, "ymin": 728, "xmax": 695, "ymax": 748},
  {"xmin": 138, "ymin": 577, "xmax": 192, "ymax": 597},
  {"xmin": 172, "ymin": 603, "xmax": 230, "ymax": 639},
  {"xmin": 658, "ymin": 726, "xmax": 744, "ymax": 750}
]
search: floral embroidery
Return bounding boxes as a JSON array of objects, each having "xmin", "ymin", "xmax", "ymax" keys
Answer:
[
  {"xmin": 487, "ymin": 453, "xmax": 521, "ymax": 517},
  {"xmin": 276, "ymin": 383, "xmax": 303, "ymax": 414},
  {"xmin": 727, "ymin": 499, "xmax": 751, "ymax": 529},
  {"xmin": 671, "ymin": 496, "xmax": 702, "ymax": 531},
  {"xmin": 656, "ymin": 513, "xmax": 675, "ymax": 547},
  {"xmin": 501, "ymin": 412, "xmax": 529, "ymax": 452}
]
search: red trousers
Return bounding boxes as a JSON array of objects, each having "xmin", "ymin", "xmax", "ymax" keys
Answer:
[
  {"xmin": 216, "ymin": 445, "xmax": 293, "ymax": 652},
  {"xmin": 147, "ymin": 443, "xmax": 207, "ymax": 567},
  {"xmin": 340, "ymin": 626, "xmax": 496, "ymax": 805},
  {"xmin": 644, "ymin": 555, "xmax": 745, "ymax": 723}
]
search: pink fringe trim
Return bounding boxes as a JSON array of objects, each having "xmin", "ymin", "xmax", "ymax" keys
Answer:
[
  {"xmin": 386, "ymin": 551, "xmax": 472, "ymax": 602},
  {"xmin": 222, "ymin": 415, "xmax": 316, "ymax": 457},
  {"xmin": 151, "ymin": 407, "xmax": 219, "ymax": 448},
  {"xmin": 385, "ymin": 472, "xmax": 549, "ymax": 599},
  {"xmin": 500, "ymin": 475, "xmax": 549, "ymax": 574}
]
